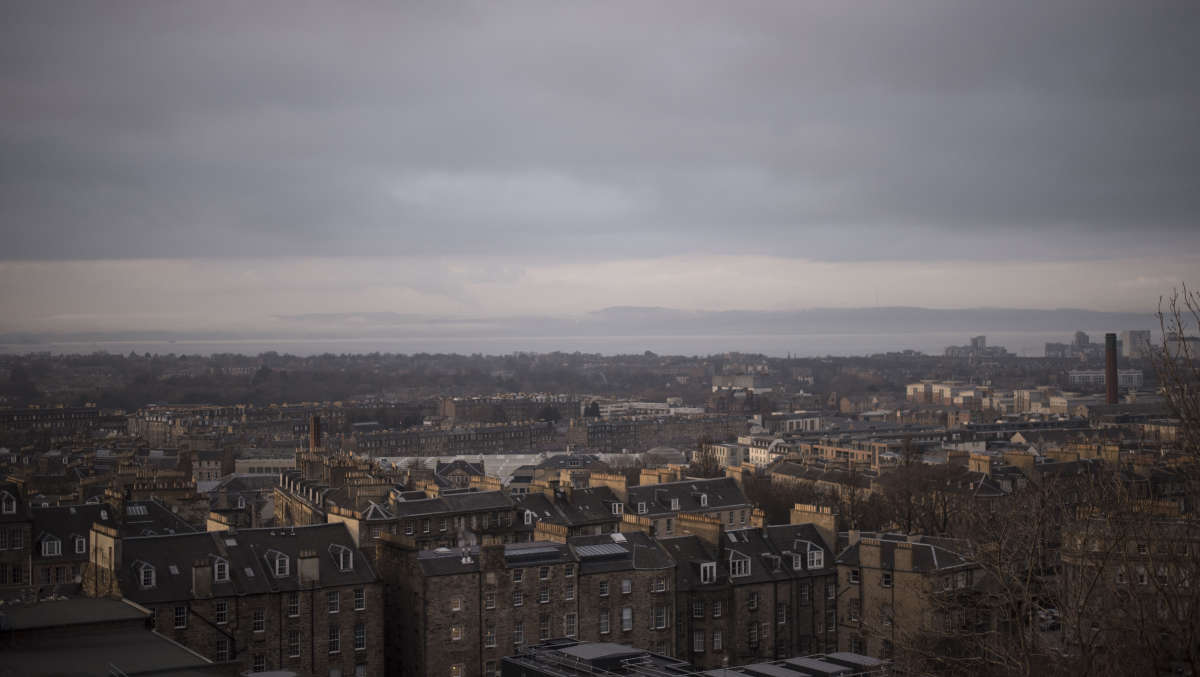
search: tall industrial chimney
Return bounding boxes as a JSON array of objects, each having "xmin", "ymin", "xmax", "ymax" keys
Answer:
[
  {"xmin": 1105, "ymin": 333, "xmax": 1119, "ymax": 404},
  {"xmin": 309, "ymin": 414, "xmax": 322, "ymax": 452}
]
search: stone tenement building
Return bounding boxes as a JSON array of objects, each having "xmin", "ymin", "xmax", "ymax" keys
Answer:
[
  {"xmin": 658, "ymin": 509, "xmax": 840, "ymax": 669},
  {"xmin": 0, "ymin": 480, "xmax": 32, "ymax": 596},
  {"xmin": 84, "ymin": 522, "xmax": 384, "ymax": 677},
  {"xmin": 348, "ymin": 421, "xmax": 560, "ymax": 457},
  {"xmin": 835, "ymin": 530, "xmax": 980, "ymax": 659},
  {"xmin": 377, "ymin": 531, "xmax": 677, "ymax": 677},
  {"xmin": 566, "ymin": 414, "xmax": 748, "ymax": 454},
  {"xmin": 625, "ymin": 476, "xmax": 755, "ymax": 539}
]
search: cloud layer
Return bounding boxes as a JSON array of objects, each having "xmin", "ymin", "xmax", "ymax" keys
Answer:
[{"xmin": 2, "ymin": 2, "xmax": 1198, "ymax": 333}]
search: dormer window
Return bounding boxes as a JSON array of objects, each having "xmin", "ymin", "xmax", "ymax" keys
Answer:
[
  {"xmin": 214, "ymin": 557, "xmax": 230, "ymax": 582},
  {"xmin": 729, "ymin": 553, "xmax": 750, "ymax": 578},
  {"xmin": 237, "ymin": 496, "xmax": 246, "ymax": 509},
  {"xmin": 74, "ymin": 536, "xmax": 86, "ymax": 554},
  {"xmin": 792, "ymin": 554, "xmax": 803, "ymax": 571},
  {"xmin": 268, "ymin": 552, "xmax": 290, "ymax": 578},
  {"xmin": 42, "ymin": 536, "xmax": 62, "ymax": 557},
  {"xmin": 637, "ymin": 502, "xmax": 647, "ymax": 515},
  {"xmin": 140, "ymin": 563, "xmax": 156, "ymax": 588},
  {"xmin": 700, "ymin": 562, "xmax": 716, "ymax": 584},
  {"xmin": 699, "ymin": 494, "xmax": 708, "ymax": 507},
  {"xmin": 1, "ymin": 492, "xmax": 15, "ymax": 514},
  {"xmin": 808, "ymin": 550, "xmax": 824, "ymax": 569},
  {"xmin": 331, "ymin": 544, "xmax": 353, "ymax": 572},
  {"xmin": 669, "ymin": 498, "xmax": 680, "ymax": 511},
  {"xmin": 524, "ymin": 510, "xmax": 534, "ymax": 525},
  {"xmin": 611, "ymin": 503, "xmax": 623, "ymax": 516}
]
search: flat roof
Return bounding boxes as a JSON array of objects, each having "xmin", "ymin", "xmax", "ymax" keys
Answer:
[{"xmin": 0, "ymin": 597, "xmax": 147, "ymax": 630}]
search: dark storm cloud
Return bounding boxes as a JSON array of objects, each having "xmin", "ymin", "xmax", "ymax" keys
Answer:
[{"xmin": 2, "ymin": 1, "xmax": 1199, "ymax": 262}]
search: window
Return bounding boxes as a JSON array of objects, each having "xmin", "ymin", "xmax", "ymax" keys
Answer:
[
  {"xmin": 215, "ymin": 599, "xmax": 228, "ymax": 625},
  {"xmin": 328, "ymin": 625, "xmax": 340, "ymax": 654},
  {"xmin": 513, "ymin": 569, "xmax": 524, "ymax": 583},
  {"xmin": 712, "ymin": 600, "xmax": 722, "ymax": 618},
  {"xmin": 611, "ymin": 503, "xmax": 623, "ymax": 515},
  {"xmin": 564, "ymin": 563, "xmax": 575, "ymax": 577},
  {"xmin": 850, "ymin": 635, "xmax": 864, "ymax": 654},
  {"xmin": 485, "ymin": 661, "xmax": 496, "ymax": 677},
  {"xmin": 730, "ymin": 555, "xmax": 749, "ymax": 578},
  {"xmin": 621, "ymin": 579, "xmax": 632, "ymax": 595},
  {"xmin": 140, "ymin": 564, "xmax": 157, "ymax": 589},
  {"xmin": 700, "ymin": 493, "xmax": 708, "ymax": 507},
  {"xmin": 440, "ymin": 518, "xmax": 448, "ymax": 532},
  {"xmin": 564, "ymin": 613, "xmax": 577, "ymax": 638},
  {"xmin": 670, "ymin": 498, "xmax": 680, "ymax": 511},
  {"xmin": 253, "ymin": 608, "xmax": 265, "ymax": 632},
  {"xmin": 333, "ymin": 546, "xmax": 353, "ymax": 572},
  {"xmin": 849, "ymin": 598, "xmax": 861, "ymax": 622},
  {"xmin": 1137, "ymin": 543, "xmax": 1148, "ymax": 555},
  {"xmin": 354, "ymin": 588, "xmax": 365, "ymax": 610},
  {"xmin": 881, "ymin": 571, "xmax": 893, "ymax": 587},
  {"xmin": 700, "ymin": 562, "xmax": 716, "ymax": 584},
  {"xmin": 653, "ymin": 606, "xmax": 666, "ymax": 629},
  {"xmin": 882, "ymin": 604, "xmax": 893, "ymax": 627},
  {"xmin": 451, "ymin": 622, "xmax": 463, "ymax": 641},
  {"xmin": 404, "ymin": 521, "xmax": 414, "ymax": 536},
  {"xmin": 539, "ymin": 566, "xmax": 550, "ymax": 580},
  {"xmin": 485, "ymin": 591, "xmax": 496, "ymax": 609},
  {"xmin": 513, "ymin": 622, "xmax": 524, "ymax": 646},
  {"xmin": 214, "ymin": 558, "xmax": 229, "ymax": 582},
  {"xmin": 598, "ymin": 580, "xmax": 609, "ymax": 597},
  {"xmin": 74, "ymin": 536, "xmax": 86, "ymax": 555},
  {"xmin": 713, "ymin": 630, "xmax": 723, "ymax": 651},
  {"xmin": 652, "ymin": 577, "xmax": 667, "ymax": 593},
  {"xmin": 808, "ymin": 550, "xmax": 824, "ymax": 569},
  {"xmin": 174, "ymin": 605, "xmax": 188, "ymax": 629},
  {"xmin": 42, "ymin": 537, "xmax": 61, "ymax": 557},
  {"xmin": 513, "ymin": 590, "xmax": 524, "ymax": 607},
  {"xmin": 450, "ymin": 666, "xmax": 462, "ymax": 677},
  {"xmin": 792, "ymin": 554, "xmax": 803, "ymax": 570},
  {"xmin": 693, "ymin": 630, "xmax": 705, "ymax": 653},
  {"xmin": 523, "ymin": 511, "xmax": 534, "ymax": 525},
  {"xmin": 728, "ymin": 510, "xmax": 735, "ymax": 525},
  {"xmin": 748, "ymin": 592, "xmax": 759, "ymax": 610},
  {"xmin": 328, "ymin": 591, "xmax": 340, "ymax": 613},
  {"xmin": 0, "ymin": 492, "xmax": 14, "ymax": 514},
  {"xmin": 826, "ymin": 581, "xmax": 836, "ymax": 600},
  {"xmin": 565, "ymin": 582, "xmax": 575, "ymax": 600},
  {"xmin": 825, "ymin": 607, "xmax": 836, "ymax": 630},
  {"xmin": 956, "ymin": 571, "xmax": 968, "ymax": 588},
  {"xmin": 664, "ymin": 518, "xmax": 673, "ymax": 534},
  {"xmin": 621, "ymin": 607, "xmax": 633, "ymax": 631},
  {"xmin": 422, "ymin": 518, "xmax": 431, "ymax": 533},
  {"xmin": 748, "ymin": 622, "xmax": 759, "ymax": 648},
  {"xmin": 777, "ymin": 602, "xmax": 788, "ymax": 624},
  {"xmin": 451, "ymin": 596, "xmax": 462, "ymax": 612},
  {"xmin": 274, "ymin": 554, "xmax": 290, "ymax": 577},
  {"xmin": 287, "ymin": 591, "xmax": 299, "ymax": 617},
  {"xmin": 692, "ymin": 600, "xmax": 704, "ymax": 618},
  {"xmin": 637, "ymin": 502, "xmax": 647, "ymax": 515},
  {"xmin": 484, "ymin": 622, "xmax": 496, "ymax": 647},
  {"xmin": 849, "ymin": 569, "xmax": 860, "ymax": 584},
  {"xmin": 215, "ymin": 638, "xmax": 230, "ymax": 662},
  {"xmin": 539, "ymin": 586, "xmax": 550, "ymax": 604},
  {"xmin": 288, "ymin": 630, "xmax": 300, "ymax": 657},
  {"xmin": 1137, "ymin": 567, "xmax": 1149, "ymax": 586},
  {"xmin": 253, "ymin": 655, "xmax": 266, "ymax": 672},
  {"xmin": 599, "ymin": 611, "xmax": 610, "ymax": 634},
  {"xmin": 799, "ymin": 582, "xmax": 810, "ymax": 605},
  {"xmin": 539, "ymin": 614, "xmax": 551, "ymax": 640}
]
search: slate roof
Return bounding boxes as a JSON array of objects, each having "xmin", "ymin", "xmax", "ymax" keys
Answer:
[
  {"xmin": 31, "ymin": 503, "xmax": 118, "ymax": 563},
  {"xmin": 390, "ymin": 489, "xmax": 514, "ymax": 518},
  {"xmin": 516, "ymin": 487, "xmax": 623, "ymax": 529},
  {"xmin": 659, "ymin": 524, "xmax": 835, "ymax": 592},
  {"xmin": 626, "ymin": 477, "xmax": 749, "ymax": 517},
  {"xmin": 569, "ymin": 531, "xmax": 674, "ymax": 573},
  {"xmin": 119, "ymin": 499, "xmax": 200, "ymax": 538},
  {"xmin": 119, "ymin": 523, "xmax": 377, "ymax": 605},
  {"xmin": 415, "ymin": 540, "xmax": 575, "ymax": 577},
  {"xmin": 835, "ymin": 532, "xmax": 970, "ymax": 572}
]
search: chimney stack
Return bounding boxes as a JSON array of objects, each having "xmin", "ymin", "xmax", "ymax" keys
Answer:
[
  {"xmin": 192, "ymin": 559, "xmax": 212, "ymax": 598},
  {"xmin": 1105, "ymin": 333, "xmax": 1119, "ymax": 404}
]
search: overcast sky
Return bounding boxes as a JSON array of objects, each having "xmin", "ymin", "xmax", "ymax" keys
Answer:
[{"xmin": 2, "ymin": 2, "xmax": 1198, "ymax": 333}]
